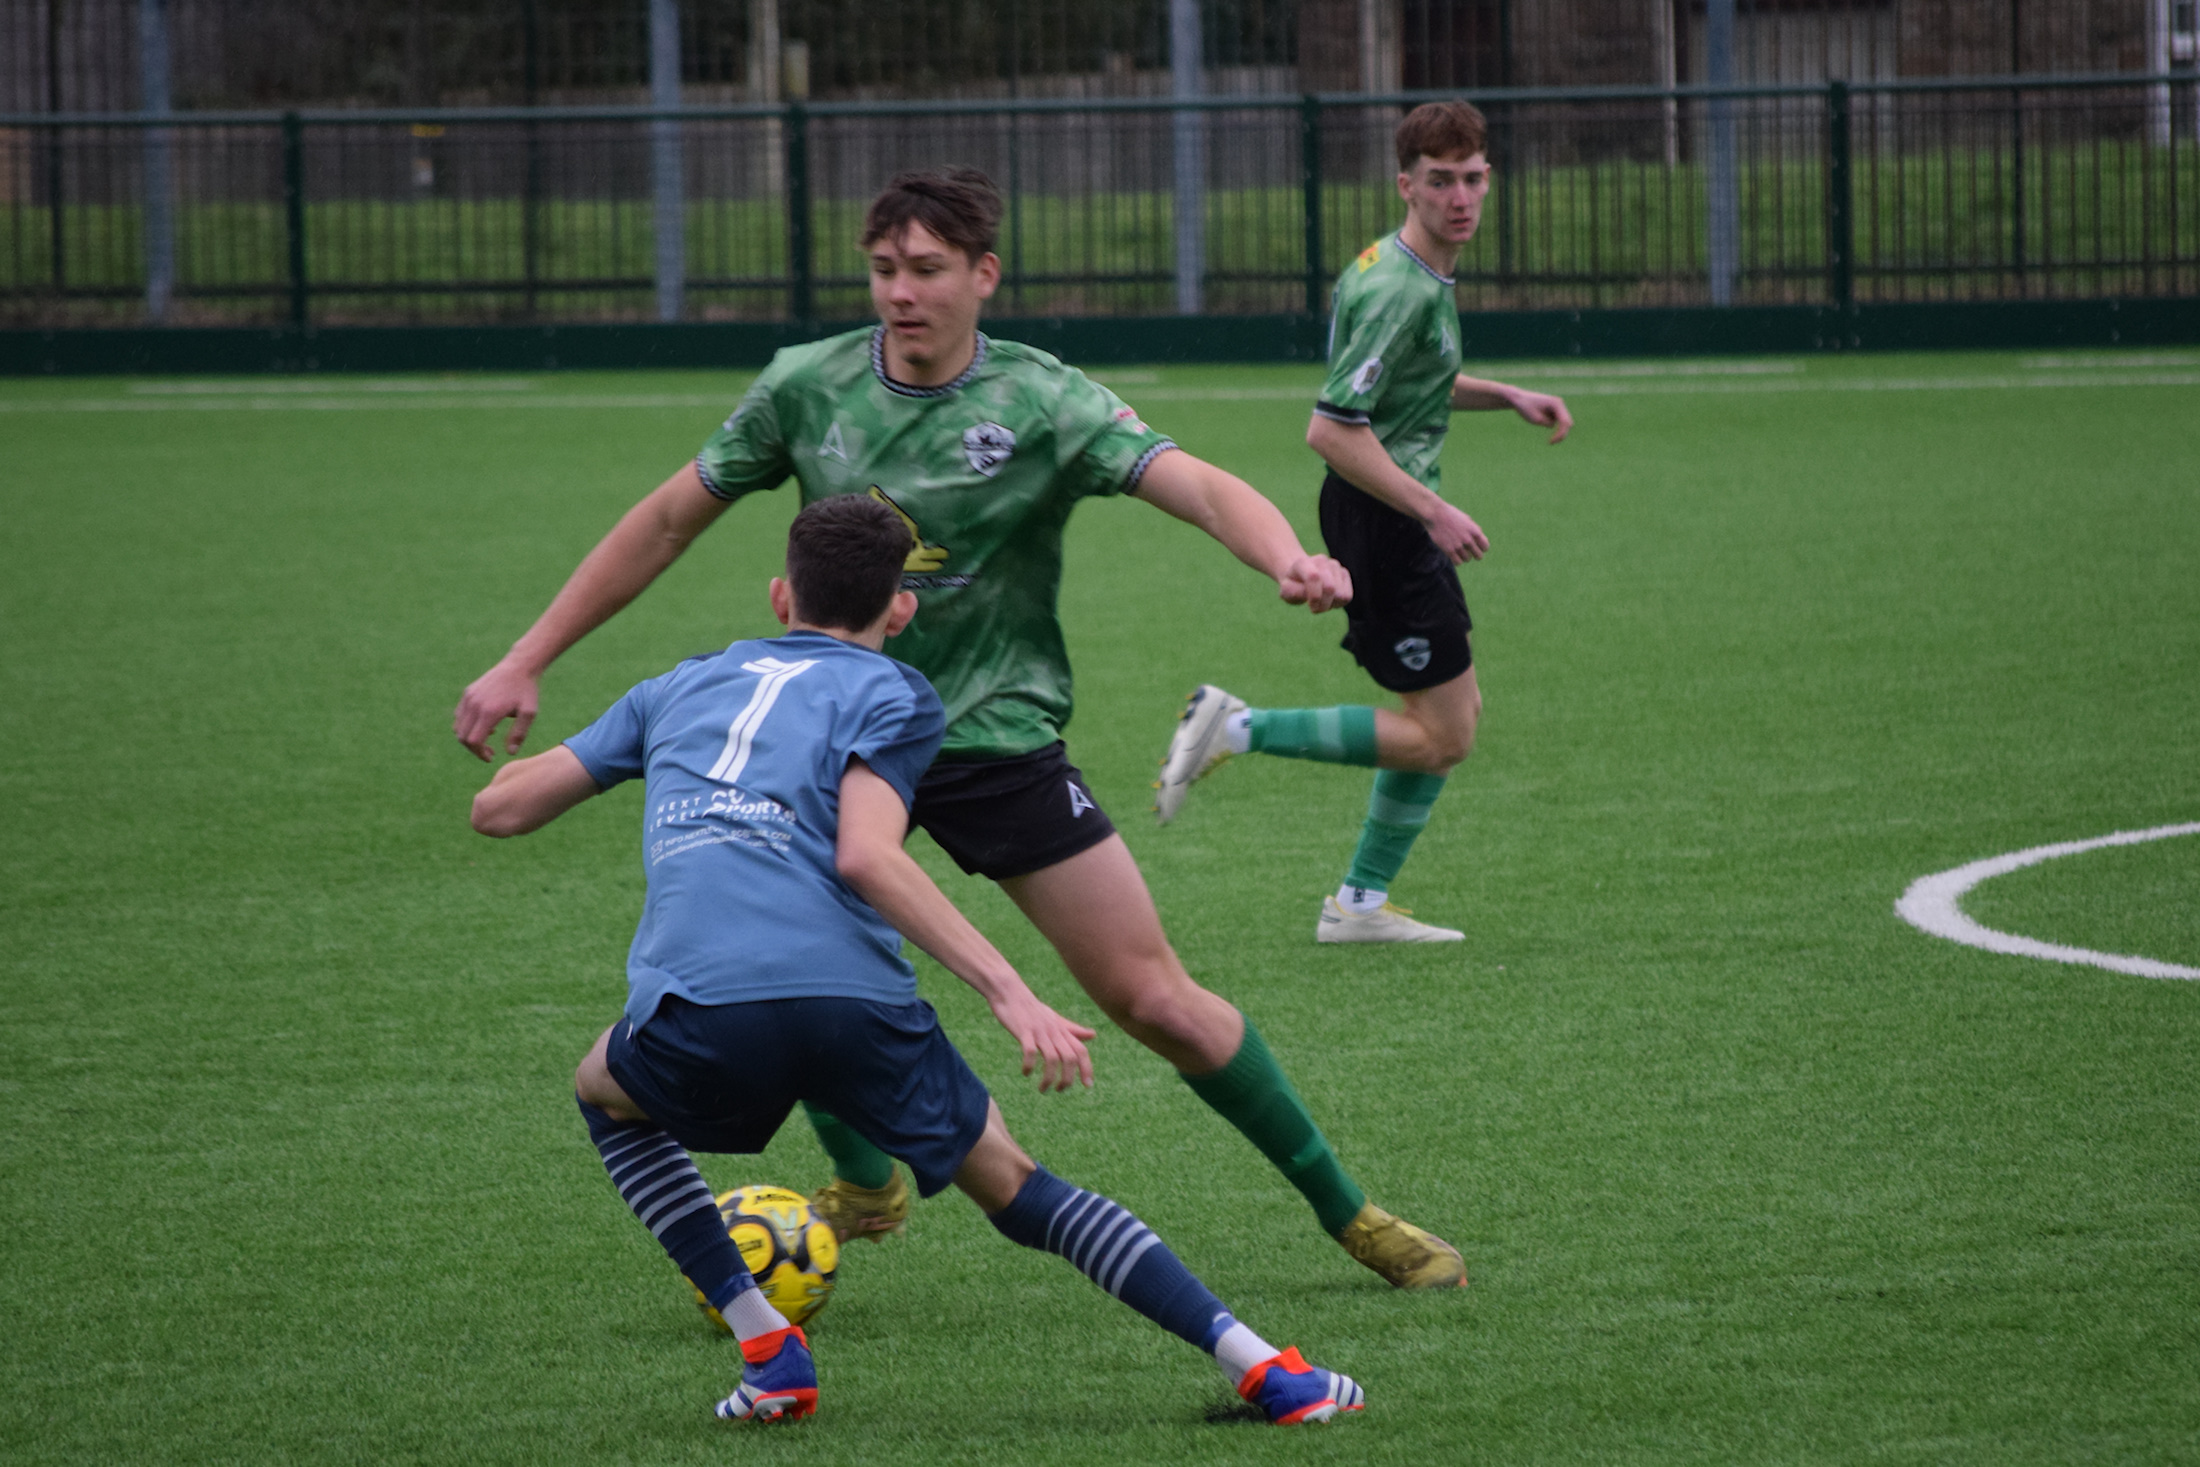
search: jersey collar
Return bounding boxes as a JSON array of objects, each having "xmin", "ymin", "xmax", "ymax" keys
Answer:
[
  {"xmin": 1392, "ymin": 232, "xmax": 1456, "ymax": 287},
  {"xmin": 870, "ymin": 326, "xmax": 990, "ymax": 398}
]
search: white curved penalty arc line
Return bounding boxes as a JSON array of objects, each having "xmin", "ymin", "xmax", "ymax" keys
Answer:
[{"xmin": 1895, "ymin": 822, "xmax": 2200, "ymax": 981}]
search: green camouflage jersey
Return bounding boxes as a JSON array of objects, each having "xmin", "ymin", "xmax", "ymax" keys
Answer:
[
  {"xmin": 694, "ymin": 326, "xmax": 1176, "ymax": 761},
  {"xmin": 1314, "ymin": 230, "xmax": 1462, "ymax": 492}
]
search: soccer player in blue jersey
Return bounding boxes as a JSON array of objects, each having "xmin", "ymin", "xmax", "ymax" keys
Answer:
[{"xmin": 469, "ymin": 496, "xmax": 1364, "ymax": 1426}]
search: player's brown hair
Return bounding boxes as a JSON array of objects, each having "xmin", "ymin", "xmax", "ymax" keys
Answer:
[
  {"xmin": 784, "ymin": 494, "xmax": 910, "ymax": 631},
  {"xmin": 1395, "ymin": 100, "xmax": 1489, "ymax": 173},
  {"xmin": 860, "ymin": 168, "xmax": 1003, "ymax": 264}
]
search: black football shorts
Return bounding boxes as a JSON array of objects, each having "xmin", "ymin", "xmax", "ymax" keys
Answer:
[
  {"xmin": 1318, "ymin": 470, "xmax": 1474, "ymax": 694},
  {"xmin": 910, "ymin": 741, "xmax": 1117, "ymax": 881}
]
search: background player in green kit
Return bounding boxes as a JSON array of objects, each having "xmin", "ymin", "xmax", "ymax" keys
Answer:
[
  {"xmin": 454, "ymin": 168, "xmax": 1468, "ymax": 1289},
  {"xmin": 1155, "ymin": 101, "xmax": 1574, "ymax": 944}
]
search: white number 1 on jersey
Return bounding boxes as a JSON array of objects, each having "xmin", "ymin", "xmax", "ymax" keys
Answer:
[{"xmin": 709, "ymin": 657, "xmax": 816, "ymax": 786}]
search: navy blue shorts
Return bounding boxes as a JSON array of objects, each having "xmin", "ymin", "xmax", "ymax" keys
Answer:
[{"xmin": 603, "ymin": 993, "xmax": 992, "ymax": 1197}]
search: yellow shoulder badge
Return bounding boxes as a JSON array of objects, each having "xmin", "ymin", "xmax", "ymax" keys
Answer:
[
  {"xmin": 868, "ymin": 486, "xmax": 949, "ymax": 573},
  {"xmin": 1355, "ymin": 241, "xmax": 1382, "ymax": 273}
]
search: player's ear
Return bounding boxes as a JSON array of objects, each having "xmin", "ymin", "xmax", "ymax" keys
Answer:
[
  {"xmin": 769, "ymin": 576, "xmax": 794, "ymax": 628},
  {"xmin": 881, "ymin": 589, "xmax": 919, "ymax": 638},
  {"xmin": 972, "ymin": 251, "xmax": 1001, "ymax": 300}
]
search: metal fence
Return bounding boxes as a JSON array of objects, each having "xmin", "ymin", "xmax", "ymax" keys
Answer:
[{"xmin": 3, "ymin": 73, "xmax": 2197, "ymax": 330}]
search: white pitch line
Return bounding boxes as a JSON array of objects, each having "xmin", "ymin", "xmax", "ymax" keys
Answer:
[
  {"xmin": 5, "ymin": 369, "xmax": 2200, "ymax": 414},
  {"xmin": 0, "ymin": 392, "xmax": 731, "ymax": 414},
  {"xmin": 1125, "ymin": 370, "xmax": 2200, "ymax": 402},
  {"xmin": 1895, "ymin": 822, "xmax": 2200, "ymax": 981}
]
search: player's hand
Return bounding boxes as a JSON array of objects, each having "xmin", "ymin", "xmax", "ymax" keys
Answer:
[
  {"xmin": 988, "ymin": 987, "xmax": 1097, "ymax": 1093},
  {"xmin": 1422, "ymin": 500, "xmax": 1490, "ymax": 564},
  {"xmin": 1277, "ymin": 553, "xmax": 1353, "ymax": 613},
  {"xmin": 1513, "ymin": 388, "xmax": 1573, "ymax": 444},
  {"xmin": 454, "ymin": 658, "xmax": 541, "ymax": 762}
]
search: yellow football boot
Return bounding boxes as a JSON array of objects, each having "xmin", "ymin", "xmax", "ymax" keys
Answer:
[
  {"xmin": 1336, "ymin": 1203, "xmax": 1468, "ymax": 1289},
  {"xmin": 809, "ymin": 1171, "xmax": 910, "ymax": 1244}
]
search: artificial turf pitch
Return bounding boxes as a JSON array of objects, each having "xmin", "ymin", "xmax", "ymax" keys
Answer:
[{"xmin": 1, "ymin": 350, "xmax": 2195, "ymax": 1465}]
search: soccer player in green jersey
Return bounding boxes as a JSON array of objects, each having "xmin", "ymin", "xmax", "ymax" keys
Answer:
[
  {"xmin": 455, "ymin": 168, "xmax": 1467, "ymax": 1288},
  {"xmin": 1155, "ymin": 101, "xmax": 1573, "ymax": 944}
]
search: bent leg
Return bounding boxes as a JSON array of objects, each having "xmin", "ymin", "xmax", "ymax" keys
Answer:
[
  {"xmin": 573, "ymin": 1025, "xmax": 777, "ymax": 1330},
  {"xmin": 998, "ymin": 836, "xmax": 1241, "ymax": 1073},
  {"xmin": 1378, "ymin": 662, "xmax": 1480, "ymax": 772},
  {"xmin": 1001, "ymin": 841, "xmax": 1367, "ymax": 1236},
  {"xmin": 972, "ymin": 1112, "xmax": 1365, "ymax": 1420}
]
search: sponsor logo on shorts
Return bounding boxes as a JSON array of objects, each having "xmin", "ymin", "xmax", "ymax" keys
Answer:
[
  {"xmin": 963, "ymin": 422, "xmax": 1017, "ymax": 477},
  {"xmin": 1068, "ymin": 781, "xmax": 1095, "ymax": 817},
  {"xmin": 1393, "ymin": 635, "xmax": 1433, "ymax": 672}
]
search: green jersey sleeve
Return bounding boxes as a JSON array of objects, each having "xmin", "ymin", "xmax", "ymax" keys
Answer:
[
  {"xmin": 693, "ymin": 370, "xmax": 793, "ymax": 502},
  {"xmin": 1050, "ymin": 368, "xmax": 1177, "ymax": 500},
  {"xmin": 1316, "ymin": 260, "xmax": 1407, "ymax": 427}
]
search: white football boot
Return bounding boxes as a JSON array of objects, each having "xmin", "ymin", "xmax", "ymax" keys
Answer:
[
  {"xmin": 1154, "ymin": 684, "xmax": 1247, "ymax": 825},
  {"xmin": 1316, "ymin": 894, "xmax": 1464, "ymax": 944}
]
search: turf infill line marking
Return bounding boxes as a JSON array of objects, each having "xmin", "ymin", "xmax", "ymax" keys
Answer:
[
  {"xmin": 0, "ymin": 393, "xmax": 731, "ymax": 413},
  {"xmin": 2021, "ymin": 352, "xmax": 2200, "ymax": 369},
  {"xmin": 128, "ymin": 378, "xmax": 539, "ymax": 395},
  {"xmin": 1895, "ymin": 823, "xmax": 2200, "ymax": 981},
  {"xmin": 10, "ymin": 370, "xmax": 2200, "ymax": 414},
  {"xmin": 1505, "ymin": 360, "xmax": 1801, "ymax": 378}
]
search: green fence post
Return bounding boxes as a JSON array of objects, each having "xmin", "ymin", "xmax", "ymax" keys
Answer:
[
  {"xmin": 785, "ymin": 100, "xmax": 812, "ymax": 328},
  {"xmin": 1826, "ymin": 79, "xmax": 1854, "ymax": 320},
  {"xmin": 2009, "ymin": 85, "xmax": 2027, "ymax": 294},
  {"xmin": 1300, "ymin": 94, "xmax": 1323, "ymax": 319},
  {"xmin": 281, "ymin": 110, "xmax": 308, "ymax": 330}
]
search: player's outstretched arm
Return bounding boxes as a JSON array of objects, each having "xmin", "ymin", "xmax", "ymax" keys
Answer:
[
  {"xmin": 835, "ymin": 759, "xmax": 1096, "ymax": 1092},
  {"xmin": 454, "ymin": 462, "xmax": 732, "ymax": 762},
  {"xmin": 1131, "ymin": 448, "xmax": 1352, "ymax": 613},
  {"xmin": 470, "ymin": 745, "xmax": 601, "ymax": 837},
  {"xmin": 1305, "ymin": 414, "xmax": 1490, "ymax": 564},
  {"xmin": 1452, "ymin": 373, "xmax": 1573, "ymax": 443}
]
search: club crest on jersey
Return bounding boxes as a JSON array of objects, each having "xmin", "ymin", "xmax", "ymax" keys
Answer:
[
  {"xmin": 963, "ymin": 422, "xmax": 1016, "ymax": 477},
  {"xmin": 1352, "ymin": 357, "xmax": 1384, "ymax": 395},
  {"xmin": 1393, "ymin": 636, "xmax": 1433, "ymax": 672}
]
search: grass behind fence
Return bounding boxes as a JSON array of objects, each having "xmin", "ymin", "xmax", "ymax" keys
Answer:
[{"xmin": 5, "ymin": 142, "xmax": 2197, "ymax": 325}]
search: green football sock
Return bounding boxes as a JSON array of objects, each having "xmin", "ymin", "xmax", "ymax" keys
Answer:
[
  {"xmin": 1246, "ymin": 706, "xmax": 1379, "ymax": 767},
  {"xmin": 1345, "ymin": 769, "xmax": 1448, "ymax": 894},
  {"xmin": 1180, "ymin": 1018, "xmax": 1367, "ymax": 1236},
  {"xmin": 802, "ymin": 1101, "xmax": 895, "ymax": 1189}
]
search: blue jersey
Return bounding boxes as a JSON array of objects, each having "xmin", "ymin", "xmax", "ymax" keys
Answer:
[{"xmin": 563, "ymin": 630, "xmax": 946, "ymax": 1028}]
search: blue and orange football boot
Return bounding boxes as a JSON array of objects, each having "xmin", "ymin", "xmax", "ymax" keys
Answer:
[
  {"xmin": 1236, "ymin": 1346, "xmax": 1366, "ymax": 1425},
  {"xmin": 713, "ymin": 1325, "xmax": 818, "ymax": 1423}
]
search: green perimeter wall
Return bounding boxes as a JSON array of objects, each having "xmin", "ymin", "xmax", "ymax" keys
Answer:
[{"xmin": 5, "ymin": 299, "xmax": 2199, "ymax": 374}]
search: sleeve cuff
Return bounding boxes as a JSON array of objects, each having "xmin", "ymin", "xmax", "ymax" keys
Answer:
[
  {"xmin": 1313, "ymin": 401, "xmax": 1372, "ymax": 426},
  {"xmin": 692, "ymin": 455, "xmax": 735, "ymax": 501},
  {"xmin": 1124, "ymin": 439, "xmax": 1178, "ymax": 493}
]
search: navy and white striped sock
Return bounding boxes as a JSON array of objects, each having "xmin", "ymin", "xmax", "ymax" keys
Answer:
[
  {"xmin": 577, "ymin": 1096, "xmax": 755, "ymax": 1313},
  {"xmin": 988, "ymin": 1165, "xmax": 1235, "ymax": 1351}
]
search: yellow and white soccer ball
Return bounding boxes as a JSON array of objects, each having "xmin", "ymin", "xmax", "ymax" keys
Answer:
[{"xmin": 689, "ymin": 1184, "xmax": 840, "ymax": 1330}]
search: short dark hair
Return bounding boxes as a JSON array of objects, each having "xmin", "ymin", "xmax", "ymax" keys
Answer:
[
  {"xmin": 784, "ymin": 494, "xmax": 911, "ymax": 631},
  {"xmin": 1395, "ymin": 101, "xmax": 1488, "ymax": 173},
  {"xmin": 859, "ymin": 168, "xmax": 1002, "ymax": 264}
]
